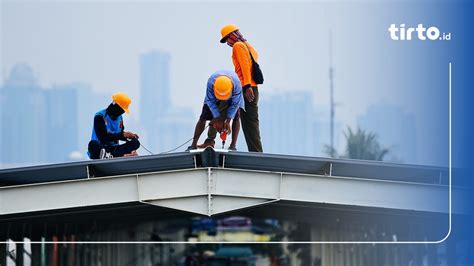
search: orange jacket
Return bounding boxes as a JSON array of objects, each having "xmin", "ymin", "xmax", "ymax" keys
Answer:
[{"xmin": 232, "ymin": 41, "xmax": 259, "ymax": 88}]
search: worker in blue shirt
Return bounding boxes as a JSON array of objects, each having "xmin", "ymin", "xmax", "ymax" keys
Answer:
[
  {"xmin": 188, "ymin": 70, "xmax": 245, "ymax": 151},
  {"xmin": 88, "ymin": 92, "xmax": 140, "ymax": 159}
]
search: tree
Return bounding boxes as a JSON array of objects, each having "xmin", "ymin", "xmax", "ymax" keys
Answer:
[{"xmin": 325, "ymin": 127, "xmax": 390, "ymax": 161}]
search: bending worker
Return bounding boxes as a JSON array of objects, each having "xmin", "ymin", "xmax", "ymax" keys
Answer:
[
  {"xmin": 220, "ymin": 24, "xmax": 263, "ymax": 152},
  {"xmin": 87, "ymin": 92, "xmax": 140, "ymax": 159},
  {"xmin": 189, "ymin": 70, "xmax": 244, "ymax": 151}
]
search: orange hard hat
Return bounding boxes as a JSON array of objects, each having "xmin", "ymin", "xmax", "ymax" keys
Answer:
[
  {"xmin": 213, "ymin": 76, "xmax": 233, "ymax": 100},
  {"xmin": 112, "ymin": 92, "xmax": 132, "ymax": 113},
  {"xmin": 220, "ymin": 24, "xmax": 239, "ymax": 43}
]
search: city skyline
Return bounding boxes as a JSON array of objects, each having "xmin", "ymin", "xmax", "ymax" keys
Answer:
[
  {"xmin": 0, "ymin": 58, "xmax": 421, "ymax": 168},
  {"xmin": 0, "ymin": 0, "xmax": 453, "ymax": 168},
  {"xmin": 1, "ymin": 1, "xmax": 440, "ymax": 132}
]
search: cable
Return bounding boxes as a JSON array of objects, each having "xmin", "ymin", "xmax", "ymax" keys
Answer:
[
  {"xmin": 158, "ymin": 124, "xmax": 210, "ymax": 154},
  {"xmin": 140, "ymin": 143, "xmax": 154, "ymax": 155},
  {"xmin": 158, "ymin": 137, "xmax": 194, "ymax": 154},
  {"xmin": 127, "ymin": 138, "xmax": 154, "ymax": 155},
  {"xmin": 138, "ymin": 124, "xmax": 210, "ymax": 155}
]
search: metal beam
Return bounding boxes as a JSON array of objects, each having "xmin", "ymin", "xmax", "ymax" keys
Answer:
[{"xmin": 0, "ymin": 167, "xmax": 456, "ymax": 218}]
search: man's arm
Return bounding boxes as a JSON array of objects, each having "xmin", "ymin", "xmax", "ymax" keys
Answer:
[
  {"xmin": 119, "ymin": 121, "xmax": 139, "ymax": 140},
  {"xmin": 226, "ymin": 100, "xmax": 239, "ymax": 119},
  {"xmin": 94, "ymin": 115, "xmax": 124, "ymax": 143},
  {"xmin": 206, "ymin": 101, "xmax": 221, "ymax": 119},
  {"xmin": 233, "ymin": 43, "xmax": 253, "ymax": 90}
]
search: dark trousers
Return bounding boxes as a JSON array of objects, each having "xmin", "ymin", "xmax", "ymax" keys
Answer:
[
  {"xmin": 88, "ymin": 139, "xmax": 140, "ymax": 159},
  {"xmin": 241, "ymin": 86, "xmax": 263, "ymax": 152}
]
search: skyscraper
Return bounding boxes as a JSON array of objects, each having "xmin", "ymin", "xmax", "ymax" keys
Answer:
[
  {"xmin": 1, "ymin": 64, "xmax": 47, "ymax": 165},
  {"xmin": 154, "ymin": 107, "xmax": 195, "ymax": 153},
  {"xmin": 259, "ymin": 91, "xmax": 316, "ymax": 156},
  {"xmin": 75, "ymin": 83, "xmax": 108, "ymax": 158},
  {"xmin": 312, "ymin": 106, "xmax": 343, "ymax": 157},
  {"xmin": 139, "ymin": 50, "xmax": 171, "ymax": 151},
  {"xmin": 44, "ymin": 86, "xmax": 79, "ymax": 162}
]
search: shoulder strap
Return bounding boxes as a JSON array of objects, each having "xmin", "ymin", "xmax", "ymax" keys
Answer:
[{"xmin": 243, "ymin": 42, "xmax": 257, "ymax": 63}]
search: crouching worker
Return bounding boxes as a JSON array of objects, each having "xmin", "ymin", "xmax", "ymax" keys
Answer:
[
  {"xmin": 188, "ymin": 70, "xmax": 244, "ymax": 151},
  {"xmin": 88, "ymin": 92, "xmax": 140, "ymax": 159}
]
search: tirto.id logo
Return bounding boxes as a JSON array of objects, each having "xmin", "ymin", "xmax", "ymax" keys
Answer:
[{"xmin": 388, "ymin": 24, "xmax": 451, "ymax": 41}]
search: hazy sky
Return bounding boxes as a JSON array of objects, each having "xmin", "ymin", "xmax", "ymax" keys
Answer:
[
  {"xmin": 1, "ymin": 1, "xmax": 393, "ymax": 120},
  {"xmin": 1, "ymin": 0, "xmax": 454, "ymax": 165}
]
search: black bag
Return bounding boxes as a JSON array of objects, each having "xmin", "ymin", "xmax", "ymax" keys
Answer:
[{"xmin": 245, "ymin": 43, "xmax": 264, "ymax": 85}]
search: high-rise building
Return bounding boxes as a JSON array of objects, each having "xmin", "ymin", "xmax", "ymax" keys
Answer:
[
  {"xmin": 312, "ymin": 106, "xmax": 343, "ymax": 157},
  {"xmin": 155, "ymin": 107, "xmax": 195, "ymax": 153},
  {"xmin": 1, "ymin": 64, "xmax": 47, "ymax": 164},
  {"xmin": 139, "ymin": 50, "xmax": 171, "ymax": 151},
  {"xmin": 75, "ymin": 83, "xmax": 108, "ymax": 158},
  {"xmin": 357, "ymin": 104, "xmax": 417, "ymax": 163},
  {"xmin": 44, "ymin": 86, "xmax": 79, "ymax": 162},
  {"xmin": 259, "ymin": 91, "xmax": 316, "ymax": 156}
]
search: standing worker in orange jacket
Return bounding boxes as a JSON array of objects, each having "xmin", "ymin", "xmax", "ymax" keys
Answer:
[{"xmin": 220, "ymin": 24, "xmax": 263, "ymax": 152}]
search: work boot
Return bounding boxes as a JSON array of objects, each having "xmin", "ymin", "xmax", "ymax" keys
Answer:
[
  {"xmin": 197, "ymin": 139, "xmax": 215, "ymax": 149},
  {"xmin": 186, "ymin": 145, "xmax": 197, "ymax": 152}
]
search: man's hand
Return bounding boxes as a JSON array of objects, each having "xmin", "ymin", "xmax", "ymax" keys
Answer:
[
  {"xmin": 244, "ymin": 87, "xmax": 255, "ymax": 102},
  {"xmin": 211, "ymin": 117, "xmax": 225, "ymax": 133},
  {"xmin": 123, "ymin": 131, "xmax": 139, "ymax": 139},
  {"xmin": 223, "ymin": 119, "xmax": 232, "ymax": 134},
  {"xmin": 213, "ymin": 121, "xmax": 224, "ymax": 133}
]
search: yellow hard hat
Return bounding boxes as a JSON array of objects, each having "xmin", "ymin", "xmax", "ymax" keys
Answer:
[
  {"xmin": 214, "ymin": 76, "xmax": 233, "ymax": 100},
  {"xmin": 112, "ymin": 92, "xmax": 132, "ymax": 113},
  {"xmin": 220, "ymin": 24, "xmax": 239, "ymax": 43}
]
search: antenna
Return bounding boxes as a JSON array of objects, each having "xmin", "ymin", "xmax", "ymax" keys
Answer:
[{"xmin": 329, "ymin": 30, "xmax": 335, "ymax": 157}]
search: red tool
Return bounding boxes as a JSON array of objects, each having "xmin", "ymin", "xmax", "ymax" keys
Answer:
[{"xmin": 220, "ymin": 131, "xmax": 227, "ymax": 149}]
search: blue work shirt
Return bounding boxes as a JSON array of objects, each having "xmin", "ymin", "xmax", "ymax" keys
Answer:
[
  {"xmin": 204, "ymin": 70, "xmax": 245, "ymax": 119},
  {"xmin": 87, "ymin": 109, "xmax": 123, "ymax": 158}
]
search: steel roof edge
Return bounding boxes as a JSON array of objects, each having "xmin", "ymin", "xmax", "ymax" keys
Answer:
[{"xmin": 0, "ymin": 148, "xmax": 449, "ymax": 186}]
